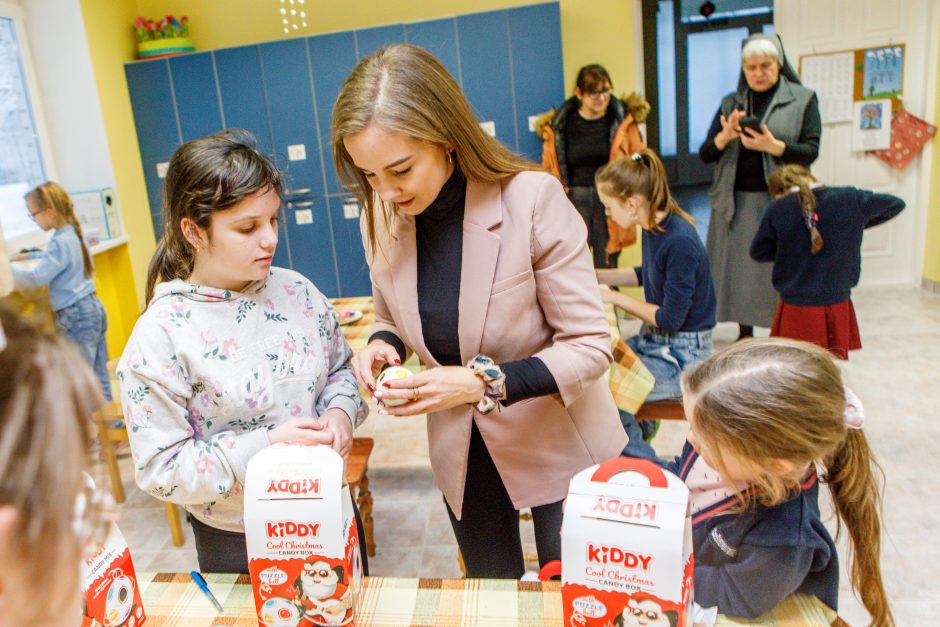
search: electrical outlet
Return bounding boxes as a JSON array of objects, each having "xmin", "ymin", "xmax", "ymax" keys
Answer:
[{"xmin": 287, "ymin": 144, "xmax": 306, "ymax": 161}]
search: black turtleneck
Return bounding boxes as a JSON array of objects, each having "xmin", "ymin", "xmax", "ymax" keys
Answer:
[
  {"xmin": 369, "ymin": 167, "xmax": 557, "ymax": 405},
  {"xmin": 699, "ymin": 80, "xmax": 821, "ymax": 191}
]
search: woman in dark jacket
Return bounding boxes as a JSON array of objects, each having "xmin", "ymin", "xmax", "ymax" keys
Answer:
[
  {"xmin": 699, "ymin": 33, "xmax": 821, "ymax": 339},
  {"xmin": 539, "ymin": 64, "xmax": 649, "ymax": 268}
]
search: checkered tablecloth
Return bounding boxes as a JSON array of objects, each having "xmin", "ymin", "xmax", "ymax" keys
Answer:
[{"xmin": 136, "ymin": 573, "xmax": 838, "ymax": 626}]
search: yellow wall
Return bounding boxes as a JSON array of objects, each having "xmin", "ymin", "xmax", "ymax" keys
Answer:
[
  {"xmin": 924, "ymin": 46, "xmax": 940, "ymax": 283},
  {"xmin": 134, "ymin": 0, "xmax": 637, "ymax": 94},
  {"xmin": 80, "ymin": 0, "xmax": 157, "ymax": 346},
  {"xmin": 82, "ymin": 0, "xmax": 641, "ymax": 322}
]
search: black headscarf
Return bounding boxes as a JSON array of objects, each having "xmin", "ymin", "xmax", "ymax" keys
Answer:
[{"xmin": 736, "ymin": 33, "xmax": 801, "ymax": 96}]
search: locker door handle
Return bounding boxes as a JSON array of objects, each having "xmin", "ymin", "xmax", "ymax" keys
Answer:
[
  {"xmin": 284, "ymin": 188, "xmax": 312, "ymax": 197},
  {"xmin": 288, "ymin": 201, "xmax": 315, "ymax": 208}
]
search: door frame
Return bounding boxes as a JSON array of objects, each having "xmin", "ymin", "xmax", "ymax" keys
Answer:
[{"xmin": 641, "ymin": 1, "xmax": 773, "ymax": 186}]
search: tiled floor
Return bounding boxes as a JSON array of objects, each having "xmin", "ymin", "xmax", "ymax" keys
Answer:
[{"xmin": 92, "ymin": 285, "xmax": 940, "ymax": 624}]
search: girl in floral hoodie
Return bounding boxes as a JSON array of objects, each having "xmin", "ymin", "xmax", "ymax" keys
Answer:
[{"xmin": 118, "ymin": 130, "xmax": 366, "ymax": 573}]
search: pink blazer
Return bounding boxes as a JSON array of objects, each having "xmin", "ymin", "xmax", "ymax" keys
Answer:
[{"xmin": 365, "ymin": 170, "xmax": 626, "ymax": 518}]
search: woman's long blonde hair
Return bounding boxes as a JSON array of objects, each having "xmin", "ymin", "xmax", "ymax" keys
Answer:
[
  {"xmin": 0, "ymin": 306, "xmax": 103, "ymax": 625},
  {"xmin": 331, "ymin": 44, "xmax": 535, "ymax": 256},
  {"xmin": 26, "ymin": 182, "xmax": 93, "ymax": 277},
  {"xmin": 682, "ymin": 338, "xmax": 892, "ymax": 626},
  {"xmin": 594, "ymin": 148, "xmax": 694, "ymax": 232},
  {"xmin": 768, "ymin": 164, "xmax": 824, "ymax": 255}
]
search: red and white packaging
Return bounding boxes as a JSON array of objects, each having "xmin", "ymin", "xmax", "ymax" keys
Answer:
[
  {"xmin": 81, "ymin": 523, "xmax": 147, "ymax": 627},
  {"xmin": 245, "ymin": 443, "xmax": 362, "ymax": 627},
  {"xmin": 560, "ymin": 457, "xmax": 693, "ymax": 627}
]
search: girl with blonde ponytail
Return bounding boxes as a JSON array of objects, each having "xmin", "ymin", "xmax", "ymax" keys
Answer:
[
  {"xmin": 11, "ymin": 182, "xmax": 112, "ymax": 401},
  {"xmin": 754, "ymin": 164, "xmax": 905, "ymax": 359},
  {"xmin": 594, "ymin": 149, "xmax": 716, "ymax": 452},
  {"xmin": 669, "ymin": 338, "xmax": 891, "ymax": 624}
]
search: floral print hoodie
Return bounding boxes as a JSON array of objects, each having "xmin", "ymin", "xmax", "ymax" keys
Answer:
[{"xmin": 118, "ymin": 268, "xmax": 366, "ymax": 532}]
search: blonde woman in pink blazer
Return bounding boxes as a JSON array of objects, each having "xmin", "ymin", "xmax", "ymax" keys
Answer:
[{"xmin": 332, "ymin": 44, "xmax": 626, "ymax": 578}]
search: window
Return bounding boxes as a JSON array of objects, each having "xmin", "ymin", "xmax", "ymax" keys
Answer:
[{"xmin": 0, "ymin": 4, "xmax": 49, "ymax": 247}]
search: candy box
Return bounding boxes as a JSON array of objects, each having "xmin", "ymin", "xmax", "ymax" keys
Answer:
[
  {"xmin": 81, "ymin": 523, "xmax": 146, "ymax": 627},
  {"xmin": 245, "ymin": 443, "xmax": 363, "ymax": 626},
  {"xmin": 561, "ymin": 457, "xmax": 693, "ymax": 627}
]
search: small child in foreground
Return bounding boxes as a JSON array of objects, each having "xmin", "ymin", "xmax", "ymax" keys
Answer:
[
  {"xmin": 0, "ymin": 306, "xmax": 106, "ymax": 627},
  {"xmin": 663, "ymin": 338, "xmax": 891, "ymax": 625}
]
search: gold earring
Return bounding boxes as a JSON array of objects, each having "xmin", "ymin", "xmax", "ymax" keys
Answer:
[{"xmin": 447, "ymin": 151, "xmax": 453, "ymax": 164}]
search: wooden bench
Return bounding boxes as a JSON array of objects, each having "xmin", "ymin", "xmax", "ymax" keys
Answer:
[{"xmin": 635, "ymin": 399, "xmax": 686, "ymax": 421}]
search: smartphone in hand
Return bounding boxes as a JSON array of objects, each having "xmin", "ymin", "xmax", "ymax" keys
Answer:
[{"xmin": 738, "ymin": 115, "xmax": 763, "ymax": 134}]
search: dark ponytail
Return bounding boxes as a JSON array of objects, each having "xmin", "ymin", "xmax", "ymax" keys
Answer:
[
  {"xmin": 145, "ymin": 129, "xmax": 282, "ymax": 305},
  {"xmin": 595, "ymin": 147, "xmax": 694, "ymax": 232},
  {"xmin": 768, "ymin": 165, "xmax": 824, "ymax": 255}
]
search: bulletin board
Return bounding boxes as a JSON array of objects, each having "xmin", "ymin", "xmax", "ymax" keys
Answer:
[{"xmin": 799, "ymin": 44, "xmax": 905, "ymax": 124}]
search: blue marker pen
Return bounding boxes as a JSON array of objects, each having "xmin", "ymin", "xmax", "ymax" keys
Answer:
[{"xmin": 190, "ymin": 570, "xmax": 224, "ymax": 612}]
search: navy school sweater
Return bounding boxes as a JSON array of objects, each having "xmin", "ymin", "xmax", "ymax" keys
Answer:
[
  {"xmin": 633, "ymin": 213, "xmax": 716, "ymax": 333},
  {"xmin": 750, "ymin": 186, "xmax": 905, "ymax": 306},
  {"xmin": 664, "ymin": 441, "xmax": 838, "ymax": 619}
]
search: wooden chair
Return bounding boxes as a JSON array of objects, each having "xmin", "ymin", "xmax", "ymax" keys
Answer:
[
  {"xmin": 346, "ymin": 437, "xmax": 376, "ymax": 557},
  {"xmin": 91, "ymin": 399, "xmax": 185, "ymax": 547}
]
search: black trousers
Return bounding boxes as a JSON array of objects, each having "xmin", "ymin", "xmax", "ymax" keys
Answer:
[
  {"xmin": 445, "ymin": 421, "xmax": 564, "ymax": 579},
  {"xmin": 569, "ymin": 185, "xmax": 618, "ymax": 269},
  {"xmin": 189, "ymin": 495, "xmax": 370, "ymax": 575}
]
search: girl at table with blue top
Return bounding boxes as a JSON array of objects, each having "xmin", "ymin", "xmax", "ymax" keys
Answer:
[
  {"xmin": 118, "ymin": 130, "xmax": 367, "ymax": 574},
  {"xmin": 667, "ymin": 339, "xmax": 891, "ymax": 624},
  {"xmin": 594, "ymin": 149, "xmax": 716, "ymax": 453},
  {"xmin": 10, "ymin": 182, "xmax": 112, "ymax": 401}
]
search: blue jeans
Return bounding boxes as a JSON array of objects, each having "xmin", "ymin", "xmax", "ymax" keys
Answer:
[
  {"xmin": 55, "ymin": 293, "xmax": 113, "ymax": 402},
  {"xmin": 618, "ymin": 325, "xmax": 712, "ymax": 461},
  {"xmin": 627, "ymin": 324, "xmax": 713, "ymax": 401}
]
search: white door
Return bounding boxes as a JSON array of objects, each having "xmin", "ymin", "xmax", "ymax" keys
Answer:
[{"xmin": 775, "ymin": 0, "xmax": 936, "ymax": 287}]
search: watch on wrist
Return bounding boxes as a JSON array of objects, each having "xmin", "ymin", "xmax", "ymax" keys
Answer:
[{"xmin": 466, "ymin": 354, "xmax": 506, "ymax": 414}]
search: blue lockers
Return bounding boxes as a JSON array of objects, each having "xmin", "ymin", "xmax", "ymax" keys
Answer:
[
  {"xmin": 125, "ymin": 2, "xmax": 564, "ymax": 297},
  {"xmin": 213, "ymin": 45, "xmax": 292, "ymax": 271}
]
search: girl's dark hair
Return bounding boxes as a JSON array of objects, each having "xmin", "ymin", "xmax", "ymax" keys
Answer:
[
  {"xmin": 768, "ymin": 164, "xmax": 824, "ymax": 255},
  {"xmin": 594, "ymin": 148, "xmax": 695, "ymax": 232},
  {"xmin": 25, "ymin": 182, "xmax": 93, "ymax": 278},
  {"xmin": 145, "ymin": 129, "xmax": 282, "ymax": 303},
  {"xmin": 575, "ymin": 64, "xmax": 613, "ymax": 93}
]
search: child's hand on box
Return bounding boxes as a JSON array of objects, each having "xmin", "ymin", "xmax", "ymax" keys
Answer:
[
  {"xmin": 268, "ymin": 418, "xmax": 334, "ymax": 447},
  {"xmin": 320, "ymin": 408, "xmax": 353, "ymax": 458}
]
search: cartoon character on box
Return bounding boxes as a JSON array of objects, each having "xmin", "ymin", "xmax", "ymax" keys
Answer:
[
  {"xmin": 613, "ymin": 592, "xmax": 679, "ymax": 627},
  {"xmin": 294, "ymin": 556, "xmax": 352, "ymax": 626}
]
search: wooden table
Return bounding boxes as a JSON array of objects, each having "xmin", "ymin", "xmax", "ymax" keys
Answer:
[
  {"xmin": 136, "ymin": 572, "xmax": 840, "ymax": 626},
  {"xmin": 331, "ymin": 296, "xmax": 375, "ymax": 353}
]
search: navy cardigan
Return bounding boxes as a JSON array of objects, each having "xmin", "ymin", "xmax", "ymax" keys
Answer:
[
  {"xmin": 750, "ymin": 186, "xmax": 905, "ymax": 306},
  {"xmin": 665, "ymin": 442, "xmax": 839, "ymax": 619}
]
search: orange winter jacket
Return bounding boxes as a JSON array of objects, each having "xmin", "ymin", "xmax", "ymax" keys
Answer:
[{"xmin": 538, "ymin": 92, "xmax": 650, "ymax": 253}]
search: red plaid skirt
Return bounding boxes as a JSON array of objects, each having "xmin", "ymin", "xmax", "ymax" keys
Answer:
[{"xmin": 770, "ymin": 299, "xmax": 861, "ymax": 360}]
